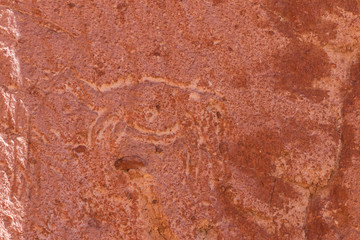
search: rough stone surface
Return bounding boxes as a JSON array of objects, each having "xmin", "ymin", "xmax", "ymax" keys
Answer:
[{"xmin": 0, "ymin": 1, "xmax": 360, "ymax": 239}]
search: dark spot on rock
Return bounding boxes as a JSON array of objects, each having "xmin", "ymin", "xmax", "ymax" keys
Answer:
[
  {"xmin": 116, "ymin": 3, "xmax": 128, "ymax": 24},
  {"xmin": 214, "ymin": 182, "xmax": 272, "ymax": 238},
  {"xmin": 3, "ymin": 216, "xmax": 12, "ymax": 228},
  {"xmin": 67, "ymin": 3, "xmax": 76, "ymax": 8},
  {"xmin": 269, "ymin": 178, "xmax": 300, "ymax": 209},
  {"xmin": 228, "ymin": 130, "xmax": 287, "ymax": 175},
  {"xmin": 304, "ymin": 56, "xmax": 360, "ymax": 238},
  {"xmin": 230, "ymin": 70, "xmax": 248, "ymax": 89},
  {"xmin": 306, "ymin": 182, "xmax": 351, "ymax": 240},
  {"xmin": 29, "ymin": 158, "xmax": 37, "ymax": 164},
  {"xmin": 0, "ymin": 52, "xmax": 13, "ymax": 84},
  {"xmin": 231, "ymin": 76, "xmax": 247, "ymax": 89},
  {"xmin": 218, "ymin": 142, "xmax": 228, "ymax": 155},
  {"xmin": 274, "ymin": 41, "xmax": 330, "ymax": 102},
  {"xmin": 18, "ymin": 37, "xmax": 27, "ymax": 44},
  {"xmin": 153, "ymin": 51, "xmax": 161, "ymax": 57},
  {"xmin": 73, "ymin": 145, "xmax": 87, "ymax": 153},
  {"xmin": 305, "ymin": 197, "xmax": 331, "ymax": 239},
  {"xmin": 213, "ymin": 0, "xmax": 225, "ymax": 6},
  {"xmin": 96, "ymin": 61, "xmax": 104, "ymax": 68},
  {"xmin": 125, "ymin": 191, "xmax": 133, "ymax": 199},
  {"xmin": 31, "ymin": 8, "xmax": 42, "ymax": 16},
  {"xmin": 88, "ymin": 218, "xmax": 100, "ymax": 228},
  {"xmin": 216, "ymin": 111, "xmax": 221, "ymax": 118},
  {"xmin": 117, "ymin": 3, "xmax": 128, "ymax": 11},
  {"xmin": 227, "ymin": 46, "xmax": 233, "ymax": 51},
  {"xmin": 265, "ymin": 0, "xmax": 359, "ymax": 43},
  {"xmin": 341, "ymin": 55, "xmax": 360, "ymax": 165},
  {"xmin": 152, "ymin": 199, "xmax": 157, "ymax": 204},
  {"xmin": 95, "ymin": 68, "xmax": 105, "ymax": 77},
  {"xmin": 155, "ymin": 146, "xmax": 163, "ymax": 153},
  {"xmin": 155, "ymin": 104, "xmax": 161, "ymax": 110},
  {"xmin": 348, "ymin": 54, "xmax": 360, "ymax": 97},
  {"xmin": 114, "ymin": 156, "xmax": 145, "ymax": 171},
  {"xmin": 125, "ymin": 191, "xmax": 139, "ymax": 200}
]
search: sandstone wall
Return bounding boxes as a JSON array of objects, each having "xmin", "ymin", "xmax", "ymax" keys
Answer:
[{"xmin": 0, "ymin": 1, "xmax": 360, "ymax": 239}]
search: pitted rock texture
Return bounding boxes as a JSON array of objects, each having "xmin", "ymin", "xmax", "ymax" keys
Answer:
[{"xmin": 1, "ymin": 1, "xmax": 360, "ymax": 239}]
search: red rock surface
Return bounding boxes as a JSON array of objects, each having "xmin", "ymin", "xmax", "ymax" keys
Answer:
[{"xmin": 1, "ymin": 1, "xmax": 360, "ymax": 239}]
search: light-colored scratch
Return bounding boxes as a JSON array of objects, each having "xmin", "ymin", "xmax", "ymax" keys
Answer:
[
  {"xmin": 78, "ymin": 75, "xmax": 134, "ymax": 93},
  {"xmin": 142, "ymin": 76, "xmax": 189, "ymax": 89},
  {"xmin": 36, "ymin": 19, "xmax": 79, "ymax": 38},
  {"xmin": 98, "ymin": 75, "xmax": 134, "ymax": 92},
  {"xmin": 131, "ymin": 122, "xmax": 180, "ymax": 137},
  {"xmin": 59, "ymin": 84, "xmax": 97, "ymax": 111},
  {"xmin": 141, "ymin": 76, "xmax": 224, "ymax": 98},
  {"xmin": 96, "ymin": 115, "xmax": 119, "ymax": 143},
  {"xmin": 31, "ymin": 128, "xmax": 48, "ymax": 144},
  {"xmin": 128, "ymin": 135, "xmax": 178, "ymax": 146},
  {"xmin": 72, "ymin": 72, "xmax": 223, "ymax": 98},
  {"xmin": 49, "ymin": 129, "xmax": 60, "ymax": 139},
  {"xmin": 114, "ymin": 124, "xmax": 128, "ymax": 146},
  {"xmin": 70, "ymin": 68, "xmax": 100, "ymax": 92},
  {"xmin": 189, "ymin": 92, "xmax": 200, "ymax": 101},
  {"xmin": 87, "ymin": 108, "xmax": 106, "ymax": 146}
]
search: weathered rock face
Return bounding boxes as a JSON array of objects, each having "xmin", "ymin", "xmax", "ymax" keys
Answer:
[{"xmin": 1, "ymin": 1, "xmax": 360, "ymax": 239}]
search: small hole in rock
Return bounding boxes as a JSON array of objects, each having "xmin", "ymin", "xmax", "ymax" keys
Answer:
[
  {"xmin": 67, "ymin": 3, "xmax": 76, "ymax": 8},
  {"xmin": 155, "ymin": 146, "xmax": 163, "ymax": 153},
  {"xmin": 117, "ymin": 3, "xmax": 127, "ymax": 11},
  {"xmin": 153, "ymin": 51, "xmax": 161, "ymax": 57},
  {"xmin": 73, "ymin": 145, "xmax": 87, "ymax": 153},
  {"xmin": 114, "ymin": 156, "xmax": 145, "ymax": 171}
]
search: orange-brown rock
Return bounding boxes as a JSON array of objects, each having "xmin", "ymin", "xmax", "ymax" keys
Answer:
[{"xmin": 1, "ymin": 1, "xmax": 360, "ymax": 239}]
